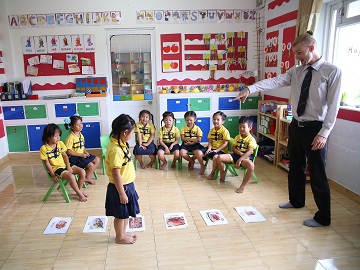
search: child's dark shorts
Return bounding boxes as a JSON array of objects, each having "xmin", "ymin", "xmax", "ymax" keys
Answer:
[
  {"xmin": 158, "ymin": 142, "xmax": 180, "ymax": 153},
  {"xmin": 69, "ymin": 154, "xmax": 96, "ymax": 169},
  {"xmin": 133, "ymin": 142, "xmax": 157, "ymax": 155},
  {"xmin": 180, "ymin": 142, "xmax": 203, "ymax": 152},
  {"xmin": 105, "ymin": 182, "xmax": 140, "ymax": 219},
  {"xmin": 229, "ymin": 153, "xmax": 253, "ymax": 163},
  {"xmin": 200, "ymin": 147, "xmax": 225, "ymax": 158}
]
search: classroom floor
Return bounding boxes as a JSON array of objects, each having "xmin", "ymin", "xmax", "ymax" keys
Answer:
[{"xmin": 0, "ymin": 154, "xmax": 360, "ymax": 270}]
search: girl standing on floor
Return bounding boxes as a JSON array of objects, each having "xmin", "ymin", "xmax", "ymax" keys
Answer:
[
  {"xmin": 194, "ymin": 111, "xmax": 230, "ymax": 176},
  {"xmin": 105, "ymin": 114, "xmax": 140, "ymax": 244},
  {"xmin": 133, "ymin": 110, "xmax": 157, "ymax": 169},
  {"xmin": 157, "ymin": 111, "xmax": 180, "ymax": 170},
  {"xmin": 64, "ymin": 114, "xmax": 100, "ymax": 185},
  {"xmin": 180, "ymin": 111, "xmax": 204, "ymax": 170},
  {"xmin": 40, "ymin": 123, "xmax": 88, "ymax": 202}
]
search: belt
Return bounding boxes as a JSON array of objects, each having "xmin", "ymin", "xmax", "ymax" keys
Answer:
[{"xmin": 292, "ymin": 119, "xmax": 323, "ymax": 127}]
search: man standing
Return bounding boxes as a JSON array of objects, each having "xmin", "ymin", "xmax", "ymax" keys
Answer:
[{"xmin": 235, "ymin": 31, "xmax": 342, "ymax": 227}]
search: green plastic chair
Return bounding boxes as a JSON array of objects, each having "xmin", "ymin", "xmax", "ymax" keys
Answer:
[
  {"xmin": 213, "ymin": 144, "xmax": 259, "ymax": 183},
  {"xmin": 100, "ymin": 135, "xmax": 110, "ymax": 175},
  {"xmin": 204, "ymin": 138, "xmax": 234, "ymax": 172}
]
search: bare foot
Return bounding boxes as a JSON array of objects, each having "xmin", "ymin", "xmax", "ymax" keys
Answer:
[
  {"xmin": 140, "ymin": 162, "xmax": 146, "ymax": 169},
  {"xmin": 146, "ymin": 162, "xmax": 154, "ymax": 168},
  {"xmin": 207, "ymin": 173, "xmax": 214, "ymax": 180},
  {"xmin": 199, "ymin": 165, "xmax": 205, "ymax": 175},
  {"xmin": 236, "ymin": 186, "xmax": 245, "ymax": 193},
  {"xmin": 124, "ymin": 232, "xmax": 138, "ymax": 239},
  {"xmin": 115, "ymin": 235, "xmax": 137, "ymax": 244},
  {"xmin": 171, "ymin": 162, "xmax": 176, "ymax": 168},
  {"xmin": 160, "ymin": 161, "xmax": 167, "ymax": 170},
  {"xmin": 85, "ymin": 178, "xmax": 96, "ymax": 185},
  {"xmin": 188, "ymin": 160, "xmax": 194, "ymax": 170},
  {"xmin": 220, "ymin": 175, "xmax": 225, "ymax": 183},
  {"xmin": 77, "ymin": 194, "xmax": 88, "ymax": 202},
  {"xmin": 82, "ymin": 191, "xmax": 89, "ymax": 197}
]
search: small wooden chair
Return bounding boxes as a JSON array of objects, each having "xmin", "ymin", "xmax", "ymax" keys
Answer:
[{"xmin": 100, "ymin": 135, "xmax": 110, "ymax": 174}]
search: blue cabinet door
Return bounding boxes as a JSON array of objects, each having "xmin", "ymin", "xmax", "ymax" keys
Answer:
[
  {"xmin": 81, "ymin": 122, "xmax": 101, "ymax": 148},
  {"xmin": 27, "ymin": 124, "xmax": 47, "ymax": 151},
  {"xmin": 55, "ymin": 103, "xmax": 76, "ymax": 117},
  {"xmin": 218, "ymin": 97, "xmax": 240, "ymax": 110},
  {"xmin": 196, "ymin": 117, "xmax": 210, "ymax": 143},
  {"xmin": 3, "ymin": 106, "xmax": 25, "ymax": 120},
  {"xmin": 167, "ymin": 98, "xmax": 188, "ymax": 112}
]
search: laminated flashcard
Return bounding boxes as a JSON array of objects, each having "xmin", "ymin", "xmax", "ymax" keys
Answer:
[
  {"xmin": 181, "ymin": 10, "xmax": 190, "ymax": 23},
  {"xmin": 66, "ymin": 54, "xmax": 78, "ymax": 63},
  {"xmin": 8, "ymin": 15, "xmax": 19, "ymax": 29},
  {"xmin": 154, "ymin": 11, "xmax": 164, "ymax": 23},
  {"xmin": 26, "ymin": 65, "xmax": 38, "ymax": 76},
  {"xmin": 199, "ymin": 209, "xmax": 228, "ymax": 226},
  {"xmin": 224, "ymin": 10, "xmax": 234, "ymax": 23},
  {"xmin": 207, "ymin": 10, "xmax": 217, "ymax": 23},
  {"xmin": 82, "ymin": 216, "xmax": 108, "ymax": 233},
  {"xmin": 40, "ymin": 55, "xmax": 52, "ymax": 64},
  {"xmin": 190, "ymin": 10, "xmax": 199, "ymax": 22},
  {"xmin": 22, "ymin": 36, "xmax": 35, "ymax": 54},
  {"xmin": 84, "ymin": 12, "xmax": 93, "ymax": 25},
  {"xmin": 136, "ymin": 10, "xmax": 146, "ymax": 23},
  {"xmin": 198, "ymin": 10, "xmax": 208, "ymax": 23},
  {"xmin": 162, "ymin": 60, "xmax": 179, "ymax": 72},
  {"xmin": 242, "ymin": 10, "xmax": 256, "ymax": 22},
  {"xmin": 164, "ymin": 212, "xmax": 189, "ymax": 230},
  {"xmin": 59, "ymin": 35, "xmax": 72, "ymax": 52},
  {"xmin": 56, "ymin": 13, "xmax": 65, "ymax": 26},
  {"xmin": 47, "ymin": 14, "xmax": 56, "ymax": 27},
  {"xmin": 80, "ymin": 57, "xmax": 91, "ymax": 65},
  {"xmin": 171, "ymin": 10, "xmax": 181, "ymax": 23},
  {"xmin": 74, "ymin": 13, "xmax": 84, "ymax": 25},
  {"xmin": 216, "ymin": 10, "xmax": 225, "ymax": 23},
  {"xmin": 82, "ymin": 66, "xmax": 94, "ymax": 75},
  {"xmin": 43, "ymin": 217, "xmax": 72, "ymax": 234},
  {"xmin": 162, "ymin": 42, "xmax": 179, "ymax": 54},
  {"xmin": 27, "ymin": 55, "xmax": 39, "ymax": 66},
  {"xmin": 84, "ymin": 35, "xmax": 95, "ymax": 52},
  {"xmin": 110, "ymin": 11, "xmax": 121, "ymax": 24},
  {"xmin": 71, "ymin": 35, "xmax": 85, "ymax": 52},
  {"xmin": 102, "ymin": 12, "xmax": 111, "ymax": 24},
  {"xmin": 164, "ymin": 10, "xmax": 172, "ymax": 22},
  {"xmin": 28, "ymin": 15, "xmax": 37, "ymax": 27},
  {"xmin": 47, "ymin": 35, "xmax": 60, "ymax": 53},
  {"xmin": 145, "ymin": 11, "xmax": 155, "ymax": 23},
  {"xmin": 65, "ymin": 13, "xmax": 75, "ymax": 26},
  {"xmin": 19, "ymin": 15, "xmax": 28, "ymax": 28},
  {"xmin": 37, "ymin": 15, "xmax": 47, "ymax": 27},
  {"xmin": 53, "ymin": 59, "xmax": 64, "ymax": 69},
  {"xmin": 234, "ymin": 10, "xmax": 242, "ymax": 22},
  {"xmin": 93, "ymin": 12, "xmax": 102, "ymax": 25},
  {"xmin": 235, "ymin": 206, "xmax": 266, "ymax": 223},
  {"xmin": 34, "ymin": 36, "xmax": 48, "ymax": 54},
  {"xmin": 126, "ymin": 214, "xmax": 145, "ymax": 232}
]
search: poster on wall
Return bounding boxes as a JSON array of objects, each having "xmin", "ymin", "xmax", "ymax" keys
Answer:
[
  {"xmin": 160, "ymin": 33, "xmax": 182, "ymax": 73},
  {"xmin": 84, "ymin": 35, "xmax": 96, "ymax": 52},
  {"xmin": 71, "ymin": 35, "xmax": 85, "ymax": 52},
  {"xmin": 37, "ymin": 14, "xmax": 47, "ymax": 27},
  {"xmin": 34, "ymin": 36, "xmax": 48, "ymax": 54},
  {"xmin": 22, "ymin": 36, "xmax": 35, "ymax": 54},
  {"xmin": 59, "ymin": 35, "xmax": 72, "ymax": 52},
  {"xmin": 47, "ymin": 35, "xmax": 60, "ymax": 53}
]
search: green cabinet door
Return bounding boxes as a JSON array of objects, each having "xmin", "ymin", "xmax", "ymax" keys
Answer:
[
  {"xmin": 224, "ymin": 116, "xmax": 240, "ymax": 139},
  {"xmin": 175, "ymin": 118, "xmax": 186, "ymax": 143},
  {"xmin": 24, "ymin": 104, "xmax": 47, "ymax": 119},
  {"xmin": 58, "ymin": 124, "xmax": 71, "ymax": 143},
  {"xmin": 241, "ymin": 96, "xmax": 259, "ymax": 109},
  {"xmin": 6, "ymin": 125, "xmax": 29, "ymax": 152},
  {"xmin": 189, "ymin": 98, "xmax": 210, "ymax": 111},
  {"xmin": 77, "ymin": 102, "xmax": 99, "ymax": 116}
]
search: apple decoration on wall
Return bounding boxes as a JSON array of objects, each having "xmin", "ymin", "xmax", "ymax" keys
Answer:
[
  {"xmin": 162, "ymin": 60, "xmax": 179, "ymax": 72},
  {"xmin": 163, "ymin": 42, "xmax": 179, "ymax": 54}
]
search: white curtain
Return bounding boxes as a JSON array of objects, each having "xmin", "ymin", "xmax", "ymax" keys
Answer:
[{"xmin": 296, "ymin": 0, "xmax": 323, "ymax": 36}]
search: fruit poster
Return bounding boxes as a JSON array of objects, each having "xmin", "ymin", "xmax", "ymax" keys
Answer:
[
  {"xmin": 199, "ymin": 209, "xmax": 228, "ymax": 226},
  {"xmin": 43, "ymin": 217, "xmax": 72, "ymax": 234},
  {"xmin": 164, "ymin": 212, "xmax": 189, "ymax": 230},
  {"xmin": 160, "ymin": 33, "xmax": 182, "ymax": 73}
]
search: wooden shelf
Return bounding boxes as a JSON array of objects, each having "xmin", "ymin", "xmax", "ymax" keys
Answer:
[{"xmin": 258, "ymin": 131, "xmax": 276, "ymax": 141}]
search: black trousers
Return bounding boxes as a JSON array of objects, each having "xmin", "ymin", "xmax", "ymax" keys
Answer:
[{"xmin": 287, "ymin": 121, "xmax": 331, "ymax": 226}]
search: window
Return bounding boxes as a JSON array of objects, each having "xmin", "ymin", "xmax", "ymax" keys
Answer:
[{"xmin": 325, "ymin": 0, "xmax": 360, "ymax": 108}]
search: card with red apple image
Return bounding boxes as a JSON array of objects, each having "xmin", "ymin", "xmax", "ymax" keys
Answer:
[
  {"xmin": 162, "ymin": 42, "xmax": 180, "ymax": 54},
  {"xmin": 162, "ymin": 60, "xmax": 179, "ymax": 72}
]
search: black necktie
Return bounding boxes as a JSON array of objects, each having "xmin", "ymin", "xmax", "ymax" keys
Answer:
[{"xmin": 297, "ymin": 66, "xmax": 313, "ymax": 117}]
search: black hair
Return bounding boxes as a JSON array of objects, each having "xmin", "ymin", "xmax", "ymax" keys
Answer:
[
  {"xmin": 64, "ymin": 115, "xmax": 83, "ymax": 130},
  {"xmin": 42, "ymin": 123, "xmax": 62, "ymax": 144},
  {"xmin": 139, "ymin": 109, "xmax": 156, "ymax": 129},
  {"xmin": 184, "ymin": 111, "xmax": 197, "ymax": 120},
  {"xmin": 213, "ymin": 111, "xmax": 227, "ymax": 121},
  {"xmin": 239, "ymin": 116, "xmax": 253, "ymax": 127},
  {"xmin": 161, "ymin": 111, "xmax": 175, "ymax": 134}
]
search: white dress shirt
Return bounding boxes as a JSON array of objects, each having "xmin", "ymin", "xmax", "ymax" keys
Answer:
[{"xmin": 248, "ymin": 57, "xmax": 342, "ymax": 138}]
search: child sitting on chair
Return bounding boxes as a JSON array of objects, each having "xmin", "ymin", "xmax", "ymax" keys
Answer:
[
  {"xmin": 216, "ymin": 116, "xmax": 257, "ymax": 193},
  {"xmin": 64, "ymin": 114, "xmax": 100, "ymax": 185},
  {"xmin": 40, "ymin": 123, "xmax": 88, "ymax": 202}
]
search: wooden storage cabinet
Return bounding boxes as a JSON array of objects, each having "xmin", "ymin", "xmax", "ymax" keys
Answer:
[{"xmin": 276, "ymin": 105, "xmax": 291, "ymax": 171}]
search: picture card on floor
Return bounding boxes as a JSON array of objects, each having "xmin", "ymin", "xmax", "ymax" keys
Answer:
[
  {"xmin": 235, "ymin": 206, "xmax": 266, "ymax": 223},
  {"xmin": 43, "ymin": 217, "xmax": 72, "ymax": 234},
  {"xmin": 83, "ymin": 216, "xmax": 108, "ymax": 233},
  {"xmin": 199, "ymin": 209, "xmax": 228, "ymax": 226},
  {"xmin": 164, "ymin": 212, "xmax": 189, "ymax": 230},
  {"xmin": 126, "ymin": 214, "xmax": 145, "ymax": 232}
]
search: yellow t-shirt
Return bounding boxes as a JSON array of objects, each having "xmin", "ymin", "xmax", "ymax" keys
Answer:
[
  {"xmin": 157, "ymin": 125, "xmax": 180, "ymax": 143},
  {"xmin": 65, "ymin": 131, "xmax": 85, "ymax": 154},
  {"xmin": 208, "ymin": 125, "xmax": 230, "ymax": 152},
  {"xmin": 105, "ymin": 137, "xmax": 135, "ymax": 185},
  {"xmin": 40, "ymin": 141, "xmax": 68, "ymax": 172},
  {"xmin": 135, "ymin": 122, "xmax": 155, "ymax": 143},
  {"xmin": 233, "ymin": 134, "xmax": 257, "ymax": 154},
  {"xmin": 180, "ymin": 125, "xmax": 203, "ymax": 139}
]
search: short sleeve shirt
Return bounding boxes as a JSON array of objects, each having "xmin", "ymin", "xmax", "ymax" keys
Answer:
[
  {"xmin": 65, "ymin": 132, "xmax": 85, "ymax": 154},
  {"xmin": 40, "ymin": 141, "xmax": 67, "ymax": 172},
  {"xmin": 135, "ymin": 122, "xmax": 155, "ymax": 143},
  {"xmin": 105, "ymin": 137, "xmax": 135, "ymax": 185},
  {"xmin": 157, "ymin": 126, "xmax": 180, "ymax": 143},
  {"xmin": 208, "ymin": 125, "xmax": 230, "ymax": 152},
  {"xmin": 180, "ymin": 125, "xmax": 203, "ymax": 139},
  {"xmin": 233, "ymin": 134, "xmax": 257, "ymax": 153}
]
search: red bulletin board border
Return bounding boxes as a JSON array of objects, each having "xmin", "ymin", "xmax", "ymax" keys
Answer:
[
  {"xmin": 23, "ymin": 52, "xmax": 95, "ymax": 77},
  {"xmin": 267, "ymin": 10, "xmax": 298, "ymax": 28}
]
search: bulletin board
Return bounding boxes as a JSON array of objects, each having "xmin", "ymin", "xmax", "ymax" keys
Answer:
[{"xmin": 23, "ymin": 52, "xmax": 95, "ymax": 77}]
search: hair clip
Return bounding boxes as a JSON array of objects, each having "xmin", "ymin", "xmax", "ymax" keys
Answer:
[
  {"xmin": 64, "ymin": 118, "xmax": 71, "ymax": 124},
  {"xmin": 73, "ymin": 113, "xmax": 80, "ymax": 117}
]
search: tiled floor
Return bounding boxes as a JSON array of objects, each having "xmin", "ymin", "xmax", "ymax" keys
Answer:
[{"xmin": 0, "ymin": 154, "xmax": 360, "ymax": 270}]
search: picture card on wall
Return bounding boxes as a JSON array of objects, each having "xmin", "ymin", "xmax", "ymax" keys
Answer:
[
  {"xmin": 40, "ymin": 55, "xmax": 52, "ymax": 64},
  {"xmin": 181, "ymin": 10, "xmax": 190, "ymax": 23},
  {"xmin": 66, "ymin": 54, "xmax": 78, "ymax": 63},
  {"xmin": 207, "ymin": 10, "xmax": 217, "ymax": 23},
  {"xmin": 84, "ymin": 35, "xmax": 95, "ymax": 52},
  {"xmin": 56, "ymin": 13, "xmax": 66, "ymax": 26},
  {"xmin": 199, "ymin": 209, "xmax": 228, "ymax": 226},
  {"xmin": 28, "ymin": 14, "xmax": 37, "ymax": 27},
  {"xmin": 65, "ymin": 13, "xmax": 75, "ymax": 26},
  {"xmin": 126, "ymin": 214, "xmax": 145, "ymax": 232},
  {"xmin": 22, "ymin": 36, "xmax": 35, "ymax": 54},
  {"xmin": 47, "ymin": 14, "xmax": 56, "ymax": 27},
  {"xmin": 154, "ymin": 10, "xmax": 164, "ymax": 23},
  {"xmin": 82, "ymin": 216, "xmax": 108, "ymax": 233},
  {"xmin": 162, "ymin": 42, "xmax": 179, "ymax": 54},
  {"xmin": 37, "ymin": 15, "xmax": 47, "ymax": 27},
  {"xmin": 59, "ymin": 35, "xmax": 72, "ymax": 52},
  {"xmin": 68, "ymin": 64, "xmax": 80, "ymax": 73},
  {"xmin": 8, "ymin": 15, "xmax": 19, "ymax": 28},
  {"xmin": 110, "ymin": 11, "xmax": 121, "ymax": 24},
  {"xmin": 34, "ymin": 36, "xmax": 48, "ymax": 54},
  {"xmin": 53, "ymin": 59, "xmax": 64, "ymax": 69},
  {"xmin": 74, "ymin": 13, "xmax": 84, "ymax": 25},
  {"xmin": 28, "ymin": 55, "xmax": 40, "ymax": 66},
  {"xmin": 26, "ymin": 65, "xmax": 38, "ymax": 76},
  {"xmin": 43, "ymin": 217, "xmax": 72, "ymax": 235},
  {"xmin": 235, "ymin": 206, "xmax": 266, "ymax": 223},
  {"xmin": 198, "ymin": 10, "xmax": 208, "ymax": 23},
  {"xmin": 47, "ymin": 35, "xmax": 60, "ymax": 53},
  {"xmin": 93, "ymin": 12, "xmax": 102, "ymax": 25},
  {"xmin": 171, "ymin": 10, "xmax": 181, "ymax": 23},
  {"xmin": 84, "ymin": 12, "xmax": 93, "ymax": 25},
  {"xmin": 82, "ymin": 66, "xmax": 94, "ymax": 75},
  {"xmin": 162, "ymin": 60, "xmax": 179, "ymax": 72},
  {"xmin": 145, "ymin": 11, "xmax": 155, "ymax": 23},
  {"xmin": 136, "ymin": 10, "xmax": 146, "ymax": 23},
  {"xmin": 19, "ymin": 15, "xmax": 28, "ymax": 28},
  {"xmin": 102, "ymin": 12, "xmax": 111, "ymax": 24},
  {"xmin": 71, "ymin": 35, "xmax": 84, "ymax": 52},
  {"xmin": 164, "ymin": 212, "xmax": 189, "ymax": 230}
]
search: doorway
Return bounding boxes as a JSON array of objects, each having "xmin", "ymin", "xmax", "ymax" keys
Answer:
[{"xmin": 106, "ymin": 28, "xmax": 157, "ymax": 146}]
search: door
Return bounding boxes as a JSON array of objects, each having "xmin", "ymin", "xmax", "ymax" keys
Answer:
[{"xmin": 106, "ymin": 28, "xmax": 157, "ymax": 146}]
